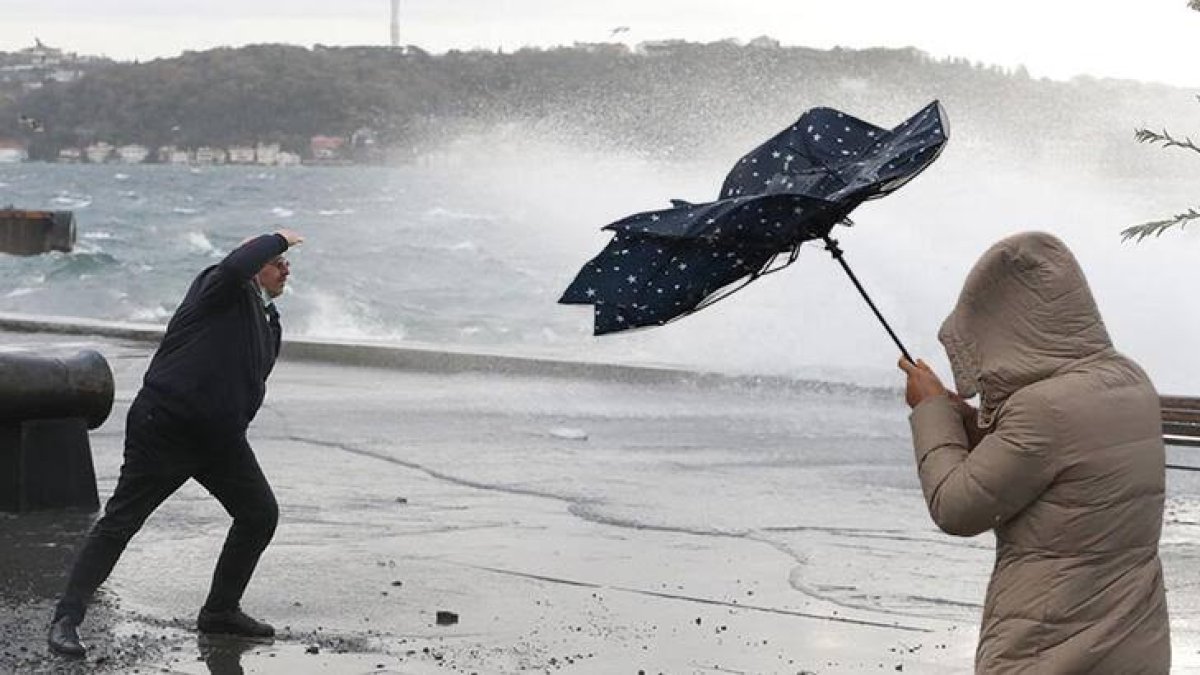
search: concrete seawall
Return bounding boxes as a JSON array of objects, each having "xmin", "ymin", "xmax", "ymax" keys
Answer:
[{"xmin": 0, "ymin": 312, "xmax": 896, "ymax": 399}]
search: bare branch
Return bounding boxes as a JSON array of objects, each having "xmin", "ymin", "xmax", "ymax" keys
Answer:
[
  {"xmin": 1121, "ymin": 207, "xmax": 1200, "ymax": 241},
  {"xmin": 1191, "ymin": 0, "xmax": 1200, "ymax": 11}
]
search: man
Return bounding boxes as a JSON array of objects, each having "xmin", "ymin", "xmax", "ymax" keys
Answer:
[
  {"xmin": 48, "ymin": 229, "xmax": 304, "ymax": 657},
  {"xmin": 899, "ymin": 231, "xmax": 1169, "ymax": 673}
]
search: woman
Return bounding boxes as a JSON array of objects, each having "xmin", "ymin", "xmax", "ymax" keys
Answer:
[{"xmin": 899, "ymin": 231, "xmax": 1170, "ymax": 673}]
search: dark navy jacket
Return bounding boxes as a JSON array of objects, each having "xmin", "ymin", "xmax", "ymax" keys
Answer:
[{"xmin": 140, "ymin": 234, "xmax": 288, "ymax": 438}]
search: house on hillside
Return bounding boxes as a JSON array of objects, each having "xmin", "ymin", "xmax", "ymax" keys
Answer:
[
  {"xmin": 310, "ymin": 135, "xmax": 345, "ymax": 161},
  {"xmin": 255, "ymin": 143, "xmax": 280, "ymax": 165},
  {"xmin": 84, "ymin": 142, "xmax": 113, "ymax": 163},
  {"xmin": 0, "ymin": 139, "xmax": 28, "ymax": 163},
  {"xmin": 194, "ymin": 147, "xmax": 227, "ymax": 164},
  {"xmin": 116, "ymin": 144, "xmax": 150, "ymax": 164},
  {"xmin": 0, "ymin": 40, "xmax": 87, "ymax": 91},
  {"xmin": 227, "ymin": 145, "xmax": 255, "ymax": 164}
]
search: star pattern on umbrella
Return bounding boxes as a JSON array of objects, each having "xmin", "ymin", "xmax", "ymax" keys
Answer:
[{"xmin": 561, "ymin": 101, "xmax": 948, "ymax": 336}]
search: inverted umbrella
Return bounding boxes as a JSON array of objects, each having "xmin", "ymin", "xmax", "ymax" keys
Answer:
[{"xmin": 559, "ymin": 100, "xmax": 948, "ymax": 361}]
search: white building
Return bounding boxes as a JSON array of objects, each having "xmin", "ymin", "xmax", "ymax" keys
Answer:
[
  {"xmin": 49, "ymin": 68, "xmax": 82, "ymax": 83},
  {"xmin": 116, "ymin": 144, "xmax": 150, "ymax": 164},
  {"xmin": 84, "ymin": 142, "xmax": 113, "ymax": 163},
  {"xmin": 194, "ymin": 147, "xmax": 227, "ymax": 164},
  {"xmin": 167, "ymin": 149, "xmax": 192, "ymax": 165},
  {"xmin": 255, "ymin": 143, "xmax": 280, "ymax": 166},
  {"xmin": 57, "ymin": 147, "xmax": 82, "ymax": 163},
  {"xmin": 227, "ymin": 145, "xmax": 255, "ymax": 164},
  {"xmin": 276, "ymin": 151, "xmax": 302, "ymax": 166},
  {"xmin": 0, "ymin": 142, "xmax": 28, "ymax": 164}
]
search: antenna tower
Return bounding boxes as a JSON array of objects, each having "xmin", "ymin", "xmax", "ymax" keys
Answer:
[{"xmin": 390, "ymin": 0, "xmax": 400, "ymax": 47}]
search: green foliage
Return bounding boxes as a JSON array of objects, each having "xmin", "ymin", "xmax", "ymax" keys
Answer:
[
  {"xmin": 0, "ymin": 41, "xmax": 1194, "ymax": 171},
  {"xmin": 1122, "ymin": 95, "xmax": 1199, "ymax": 241},
  {"xmin": 1123, "ymin": 0, "xmax": 1200, "ymax": 241},
  {"xmin": 1122, "ymin": 208, "xmax": 1200, "ymax": 241}
]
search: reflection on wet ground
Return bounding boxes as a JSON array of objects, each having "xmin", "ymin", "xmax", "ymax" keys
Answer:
[
  {"xmin": 0, "ymin": 510, "xmax": 95, "ymax": 601},
  {"xmin": 197, "ymin": 634, "xmax": 269, "ymax": 675}
]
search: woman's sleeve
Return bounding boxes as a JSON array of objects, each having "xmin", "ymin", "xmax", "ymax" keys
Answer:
[{"xmin": 909, "ymin": 390, "xmax": 1057, "ymax": 536}]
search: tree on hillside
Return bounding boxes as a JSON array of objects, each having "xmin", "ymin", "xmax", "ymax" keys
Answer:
[{"xmin": 1120, "ymin": 1, "xmax": 1200, "ymax": 240}]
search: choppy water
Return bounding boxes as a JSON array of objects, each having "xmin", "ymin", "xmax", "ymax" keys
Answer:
[{"xmin": 1, "ymin": 135, "xmax": 1198, "ymax": 391}]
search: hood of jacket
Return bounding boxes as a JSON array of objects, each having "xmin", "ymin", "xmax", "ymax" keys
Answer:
[{"xmin": 938, "ymin": 231, "xmax": 1112, "ymax": 427}]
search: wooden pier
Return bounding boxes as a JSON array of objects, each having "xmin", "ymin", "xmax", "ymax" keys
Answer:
[{"xmin": 0, "ymin": 208, "xmax": 75, "ymax": 255}]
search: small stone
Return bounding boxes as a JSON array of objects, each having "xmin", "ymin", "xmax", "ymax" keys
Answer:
[
  {"xmin": 436, "ymin": 611, "xmax": 459, "ymax": 626},
  {"xmin": 306, "ymin": 645, "xmax": 320, "ymax": 655}
]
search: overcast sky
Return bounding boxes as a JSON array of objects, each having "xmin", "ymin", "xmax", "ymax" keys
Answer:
[{"xmin": 3, "ymin": 0, "xmax": 1199, "ymax": 87}]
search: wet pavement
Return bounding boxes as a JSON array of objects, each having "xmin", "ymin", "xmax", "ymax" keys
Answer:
[{"xmin": 2, "ymin": 329, "xmax": 1199, "ymax": 673}]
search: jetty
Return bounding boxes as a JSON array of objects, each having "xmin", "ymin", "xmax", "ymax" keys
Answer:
[{"xmin": 0, "ymin": 208, "xmax": 75, "ymax": 255}]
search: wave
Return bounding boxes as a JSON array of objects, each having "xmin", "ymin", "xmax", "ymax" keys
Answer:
[
  {"xmin": 52, "ymin": 192, "xmax": 92, "ymax": 208},
  {"xmin": 424, "ymin": 206, "xmax": 496, "ymax": 222},
  {"xmin": 185, "ymin": 231, "xmax": 217, "ymax": 254},
  {"xmin": 46, "ymin": 252, "xmax": 120, "ymax": 279},
  {"xmin": 294, "ymin": 289, "xmax": 407, "ymax": 342},
  {"xmin": 127, "ymin": 305, "xmax": 173, "ymax": 323}
]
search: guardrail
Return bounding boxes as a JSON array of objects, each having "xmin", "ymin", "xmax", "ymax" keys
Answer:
[
  {"xmin": 1162, "ymin": 396, "xmax": 1200, "ymax": 472},
  {"xmin": 1162, "ymin": 396, "xmax": 1200, "ymax": 448}
]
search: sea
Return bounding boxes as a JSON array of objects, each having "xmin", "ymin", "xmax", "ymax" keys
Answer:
[
  {"xmin": 3, "ymin": 135, "xmax": 1200, "ymax": 665},
  {"xmin": 1, "ymin": 132, "xmax": 1198, "ymax": 391}
]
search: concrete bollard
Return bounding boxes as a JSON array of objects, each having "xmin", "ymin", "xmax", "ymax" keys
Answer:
[
  {"xmin": 0, "ymin": 350, "xmax": 113, "ymax": 512},
  {"xmin": 0, "ymin": 209, "xmax": 76, "ymax": 255}
]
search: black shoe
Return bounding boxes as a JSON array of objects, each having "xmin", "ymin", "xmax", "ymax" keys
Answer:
[
  {"xmin": 197, "ymin": 607, "xmax": 275, "ymax": 638},
  {"xmin": 48, "ymin": 616, "xmax": 86, "ymax": 657}
]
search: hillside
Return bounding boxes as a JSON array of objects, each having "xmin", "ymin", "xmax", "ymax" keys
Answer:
[{"xmin": 0, "ymin": 41, "xmax": 1194, "ymax": 173}]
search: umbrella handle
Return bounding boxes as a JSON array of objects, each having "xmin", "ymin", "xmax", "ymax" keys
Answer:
[{"xmin": 822, "ymin": 237, "xmax": 915, "ymax": 364}]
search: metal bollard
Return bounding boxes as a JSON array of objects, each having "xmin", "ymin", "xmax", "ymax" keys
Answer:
[{"xmin": 0, "ymin": 350, "xmax": 113, "ymax": 512}]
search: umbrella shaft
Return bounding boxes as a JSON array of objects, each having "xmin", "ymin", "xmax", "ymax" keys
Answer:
[{"xmin": 822, "ymin": 237, "xmax": 914, "ymax": 364}]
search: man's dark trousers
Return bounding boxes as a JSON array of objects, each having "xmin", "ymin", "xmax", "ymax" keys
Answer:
[{"xmin": 54, "ymin": 394, "xmax": 278, "ymax": 624}]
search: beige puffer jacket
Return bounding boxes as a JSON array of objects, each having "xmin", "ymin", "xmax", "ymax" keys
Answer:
[{"xmin": 909, "ymin": 231, "xmax": 1170, "ymax": 673}]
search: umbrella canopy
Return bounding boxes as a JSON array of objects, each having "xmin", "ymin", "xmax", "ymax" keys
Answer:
[{"xmin": 560, "ymin": 101, "xmax": 948, "ymax": 338}]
